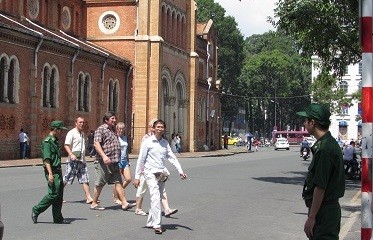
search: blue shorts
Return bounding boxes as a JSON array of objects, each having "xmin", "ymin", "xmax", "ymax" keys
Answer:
[{"xmin": 118, "ymin": 158, "xmax": 129, "ymax": 169}]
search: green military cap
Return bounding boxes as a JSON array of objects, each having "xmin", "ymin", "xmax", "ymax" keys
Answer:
[
  {"xmin": 50, "ymin": 120, "xmax": 68, "ymax": 130},
  {"xmin": 296, "ymin": 103, "xmax": 331, "ymax": 126}
]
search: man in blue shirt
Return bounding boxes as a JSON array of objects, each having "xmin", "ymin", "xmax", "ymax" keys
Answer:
[
  {"xmin": 343, "ymin": 141, "xmax": 358, "ymax": 176},
  {"xmin": 300, "ymin": 138, "xmax": 310, "ymax": 157}
]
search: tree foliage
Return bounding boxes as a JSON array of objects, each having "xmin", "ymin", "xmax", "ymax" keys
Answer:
[
  {"xmin": 272, "ymin": 0, "xmax": 361, "ymax": 112},
  {"xmin": 240, "ymin": 31, "xmax": 311, "ymax": 134},
  {"xmin": 196, "ymin": 0, "xmax": 245, "ymax": 127},
  {"xmin": 272, "ymin": 0, "xmax": 360, "ymax": 76}
]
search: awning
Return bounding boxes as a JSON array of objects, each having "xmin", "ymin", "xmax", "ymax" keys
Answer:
[{"xmin": 339, "ymin": 120, "xmax": 348, "ymax": 127}]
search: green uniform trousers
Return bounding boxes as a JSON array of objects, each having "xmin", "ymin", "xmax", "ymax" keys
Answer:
[
  {"xmin": 310, "ymin": 203, "xmax": 341, "ymax": 240},
  {"xmin": 32, "ymin": 170, "xmax": 64, "ymax": 223}
]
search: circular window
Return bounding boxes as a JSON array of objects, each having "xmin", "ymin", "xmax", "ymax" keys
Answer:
[
  {"xmin": 98, "ymin": 11, "xmax": 120, "ymax": 34},
  {"xmin": 103, "ymin": 15, "xmax": 117, "ymax": 30},
  {"xmin": 61, "ymin": 6, "xmax": 71, "ymax": 30},
  {"xmin": 28, "ymin": 0, "xmax": 39, "ymax": 19}
]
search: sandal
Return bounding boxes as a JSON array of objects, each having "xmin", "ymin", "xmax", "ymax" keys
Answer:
[
  {"xmin": 114, "ymin": 199, "xmax": 122, "ymax": 205},
  {"xmin": 122, "ymin": 203, "xmax": 133, "ymax": 211},
  {"xmin": 165, "ymin": 208, "xmax": 178, "ymax": 217},
  {"xmin": 135, "ymin": 209, "xmax": 148, "ymax": 216},
  {"xmin": 86, "ymin": 199, "xmax": 100, "ymax": 204},
  {"xmin": 90, "ymin": 205, "xmax": 105, "ymax": 211},
  {"xmin": 154, "ymin": 227, "xmax": 163, "ymax": 234}
]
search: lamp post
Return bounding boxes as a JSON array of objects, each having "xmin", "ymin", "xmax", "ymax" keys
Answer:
[
  {"xmin": 274, "ymin": 87, "xmax": 277, "ymax": 130},
  {"xmin": 270, "ymin": 92, "xmax": 277, "ymax": 131},
  {"xmin": 272, "ymin": 78, "xmax": 277, "ymax": 131}
]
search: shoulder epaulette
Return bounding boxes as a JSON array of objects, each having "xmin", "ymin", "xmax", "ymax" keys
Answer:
[{"xmin": 44, "ymin": 136, "xmax": 52, "ymax": 142}]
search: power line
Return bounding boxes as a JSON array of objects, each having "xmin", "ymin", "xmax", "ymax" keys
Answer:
[{"xmin": 219, "ymin": 91, "xmax": 310, "ymax": 100}]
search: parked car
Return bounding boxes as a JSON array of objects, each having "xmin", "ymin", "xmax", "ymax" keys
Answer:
[
  {"xmin": 221, "ymin": 136, "xmax": 242, "ymax": 146},
  {"xmin": 274, "ymin": 138, "xmax": 290, "ymax": 150}
]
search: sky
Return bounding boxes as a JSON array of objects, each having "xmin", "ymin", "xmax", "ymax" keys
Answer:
[{"xmin": 214, "ymin": 0, "xmax": 277, "ymax": 38}]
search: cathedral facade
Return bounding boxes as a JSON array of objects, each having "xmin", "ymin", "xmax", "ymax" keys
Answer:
[{"xmin": 0, "ymin": 0, "xmax": 220, "ymax": 159}]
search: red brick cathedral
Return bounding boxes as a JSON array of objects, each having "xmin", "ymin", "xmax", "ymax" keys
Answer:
[{"xmin": 0, "ymin": 0, "xmax": 221, "ymax": 159}]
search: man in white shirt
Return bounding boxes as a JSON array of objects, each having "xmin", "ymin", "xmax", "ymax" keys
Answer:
[
  {"xmin": 134, "ymin": 119, "xmax": 187, "ymax": 234},
  {"xmin": 19, "ymin": 128, "xmax": 29, "ymax": 159},
  {"xmin": 63, "ymin": 117, "xmax": 93, "ymax": 204},
  {"xmin": 134, "ymin": 119, "xmax": 178, "ymax": 217}
]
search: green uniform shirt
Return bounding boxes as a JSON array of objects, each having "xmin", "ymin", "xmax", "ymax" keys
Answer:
[
  {"xmin": 303, "ymin": 131, "xmax": 345, "ymax": 202},
  {"xmin": 41, "ymin": 135, "xmax": 61, "ymax": 168}
]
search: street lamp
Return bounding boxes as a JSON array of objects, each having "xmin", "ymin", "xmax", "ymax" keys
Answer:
[
  {"xmin": 270, "ymin": 96, "xmax": 277, "ymax": 131},
  {"xmin": 272, "ymin": 79, "xmax": 277, "ymax": 131}
]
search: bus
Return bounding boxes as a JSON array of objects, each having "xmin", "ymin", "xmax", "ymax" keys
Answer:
[{"xmin": 272, "ymin": 130, "xmax": 311, "ymax": 145}]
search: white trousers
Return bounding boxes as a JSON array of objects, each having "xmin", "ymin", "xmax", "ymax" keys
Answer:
[{"xmin": 144, "ymin": 172, "xmax": 165, "ymax": 228}]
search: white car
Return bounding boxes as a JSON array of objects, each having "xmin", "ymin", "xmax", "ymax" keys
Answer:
[{"xmin": 274, "ymin": 138, "xmax": 290, "ymax": 150}]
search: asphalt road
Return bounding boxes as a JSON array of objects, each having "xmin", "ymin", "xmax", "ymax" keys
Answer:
[{"xmin": 0, "ymin": 147, "xmax": 360, "ymax": 240}]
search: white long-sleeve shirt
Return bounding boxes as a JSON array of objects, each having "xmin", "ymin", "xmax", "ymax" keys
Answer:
[{"xmin": 135, "ymin": 135, "xmax": 183, "ymax": 179}]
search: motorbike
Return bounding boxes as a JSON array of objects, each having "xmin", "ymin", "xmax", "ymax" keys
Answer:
[
  {"xmin": 301, "ymin": 149, "xmax": 310, "ymax": 161},
  {"xmin": 344, "ymin": 160, "xmax": 361, "ymax": 180}
]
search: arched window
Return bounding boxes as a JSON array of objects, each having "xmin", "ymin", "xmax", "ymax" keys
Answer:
[
  {"xmin": 8, "ymin": 59, "xmax": 15, "ymax": 103},
  {"xmin": 162, "ymin": 79, "xmax": 169, "ymax": 121},
  {"xmin": 0, "ymin": 57, "xmax": 5, "ymax": 102},
  {"xmin": 108, "ymin": 79, "xmax": 119, "ymax": 113},
  {"xmin": 83, "ymin": 75, "xmax": 90, "ymax": 111},
  {"xmin": 42, "ymin": 64, "xmax": 59, "ymax": 108},
  {"xmin": 42, "ymin": 66, "xmax": 50, "ymax": 107},
  {"xmin": 50, "ymin": 68, "xmax": 56, "ymax": 108},
  {"xmin": 78, "ymin": 73, "xmax": 84, "ymax": 111},
  {"xmin": 0, "ymin": 55, "xmax": 19, "ymax": 104},
  {"xmin": 113, "ymin": 81, "xmax": 118, "ymax": 112},
  {"xmin": 77, "ymin": 72, "xmax": 91, "ymax": 112},
  {"xmin": 176, "ymin": 83, "xmax": 183, "ymax": 132},
  {"xmin": 339, "ymin": 80, "xmax": 348, "ymax": 93}
]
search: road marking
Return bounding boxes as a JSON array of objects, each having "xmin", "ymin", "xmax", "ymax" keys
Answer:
[
  {"xmin": 340, "ymin": 211, "xmax": 359, "ymax": 239},
  {"xmin": 351, "ymin": 190, "xmax": 361, "ymax": 203},
  {"xmin": 339, "ymin": 190, "xmax": 361, "ymax": 239}
]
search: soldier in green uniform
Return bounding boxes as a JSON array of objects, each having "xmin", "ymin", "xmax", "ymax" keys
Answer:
[
  {"xmin": 297, "ymin": 103, "xmax": 345, "ymax": 239},
  {"xmin": 31, "ymin": 120, "xmax": 70, "ymax": 224}
]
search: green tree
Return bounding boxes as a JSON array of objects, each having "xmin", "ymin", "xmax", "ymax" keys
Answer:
[
  {"xmin": 240, "ymin": 31, "xmax": 311, "ymax": 135},
  {"xmin": 272, "ymin": 0, "xmax": 361, "ymax": 111},
  {"xmin": 196, "ymin": 0, "xmax": 245, "ymax": 133},
  {"xmin": 272, "ymin": 0, "xmax": 360, "ymax": 75}
]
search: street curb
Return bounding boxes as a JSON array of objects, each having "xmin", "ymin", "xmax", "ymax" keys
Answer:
[{"xmin": 0, "ymin": 150, "xmax": 248, "ymax": 168}]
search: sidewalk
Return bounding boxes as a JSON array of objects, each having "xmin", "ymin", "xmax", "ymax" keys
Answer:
[{"xmin": 0, "ymin": 148, "xmax": 249, "ymax": 168}]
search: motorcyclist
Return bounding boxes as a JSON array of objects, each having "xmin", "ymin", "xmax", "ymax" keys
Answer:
[
  {"xmin": 343, "ymin": 141, "xmax": 359, "ymax": 176},
  {"xmin": 300, "ymin": 138, "xmax": 310, "ymax": 157}
]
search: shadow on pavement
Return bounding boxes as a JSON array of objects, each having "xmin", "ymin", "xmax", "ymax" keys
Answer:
[{"xmin": 252, "ymin": 171, "xmax": 307, "ymax": 186}]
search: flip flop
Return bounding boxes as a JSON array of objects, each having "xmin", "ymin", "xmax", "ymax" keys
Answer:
[
  {"xmin": 154, "ymin": 228, "xmax": 163, "ymax": 234},
  {"xmin": 86, "ymin": 199, "xmax": 100, "ymax": 204},
  {"xmin": 165, "ymin": 209, "xmax": 178, "ymax": 217},
  {"xmin": 135, "ymin": 209, "xmax": 148, "ymax": 216},
  {"xmin": 90, "ymin": 205, "xmax": 105, "ymax": 211},
  {"xmin": 114, "ymin": 199, "xmax": 122, "ymax": 205},
  {"xmin": 122, "ymin": 203, "xmax": 133, "ymax": 211}
]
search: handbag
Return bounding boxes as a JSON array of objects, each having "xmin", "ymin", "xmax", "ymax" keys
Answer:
[
  {"xmin": 72, "ymin": 151, "xmax": 82, "ymax": 159},
  {"xmin": 154, "ymin": 172, "xmax": 169, "ymax": 182},
  {"xmin": 71, "ymin": 133, "xmax": 84, "ymax": 160}
]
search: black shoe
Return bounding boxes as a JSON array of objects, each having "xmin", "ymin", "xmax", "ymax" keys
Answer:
[
  {"xmin": 54, "ymin": 219, "xmax": 71, "ymax": 224},
  {"xmin": 31, "ymin": 211, "xmax": 38, "ymax": 224}
]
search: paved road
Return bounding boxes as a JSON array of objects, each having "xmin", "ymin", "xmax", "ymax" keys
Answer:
[{"xmin": 0, "ymin": 146, "xmax": 361, "ymax": 240}]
